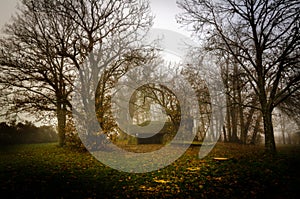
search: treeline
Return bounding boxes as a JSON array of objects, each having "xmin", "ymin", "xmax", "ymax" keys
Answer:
[{"xmin": 0, "ymin": 121, "xmax": 57, "ymax": 145}]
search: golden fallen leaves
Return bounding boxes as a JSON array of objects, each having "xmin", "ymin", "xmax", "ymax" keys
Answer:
[
  {"xmin": 139, "ymin": 185, "xmax": 155, "ymax": 191},
  {"xmin": 213, "ymin": 157, "xmax": 229, "ymax": 161},
  {"xmin": 186, "ymin": 167, "xmax": 201, "ymax": 171},
  {"xmin": 153, "ymin": 179, "xmax": 170, "ymax": 183}
]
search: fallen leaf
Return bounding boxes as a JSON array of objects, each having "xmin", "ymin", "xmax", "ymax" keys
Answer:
[
  {"xmin": 154, "ymin": 179, "xmax": 170, "ymax": 183},
  {"xmin": 213, "ymin": 157, "xmax": 229, "ymax": 161},
  {"xmin": 187, "ymin": 167, "xmax": 201, "ymax": 171}
]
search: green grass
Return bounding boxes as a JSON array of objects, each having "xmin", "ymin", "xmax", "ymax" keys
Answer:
[{"xmin": 0, "ymin": 142, "xmax": 300, "ymax": 198}]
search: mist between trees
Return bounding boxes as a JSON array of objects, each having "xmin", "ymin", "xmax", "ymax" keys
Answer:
[
  {"xmin": 0, "ymin": 120, "xmax": 57, "ymax": 145},
  {"xmin": 0, "ymin": 0, "xmax": 299, "ymax": 156}
]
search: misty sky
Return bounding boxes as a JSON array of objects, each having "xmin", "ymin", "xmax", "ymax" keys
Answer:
[
  {"xmin": 151, "ymin": 0, "xmax": 189, "ymax": 36},
  {"xmin": 0, "ymin": 0, "xmax": 189, "ymax": 36},
  {"xmin": 0, "ymin": 0, "xmax": 18, "ymax": 30},
  {"xmin": 0, "ymin": 0, "xmax": 190, "ymax": 66}
]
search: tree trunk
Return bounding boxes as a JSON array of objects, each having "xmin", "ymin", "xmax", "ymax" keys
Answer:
[
  {"xmin": 280, "ymin": 116, "xmax": 286, "ymax": 144},
  {"xmin": 281, "ymin": 129, "xmax": 286, "ymax": 144},
  {"xmin": 223, "ymin": 125, "xmax": 227, "ymax": 142},
  {"xmin": 209, "ymin": 115, "xmax": 215, "ymax": 142},
  {"xmin": 262, "ymin": 109, "xmax": 276, "ymax": 154},
  {"xmin": 57, "ymin": 105, "xmax": 67, "ymax": 147},
  {"xmin": 223, "ymin": 57, "xmax": 232, "ymax": 142},
  {"xmin": 250, "ymin": 115, "xmax": 260, "ymax": 145},
  {"xmin": 230, "ymin": 103, "xmax": 239, "ymax": 142},
  {"xmin": 238, "ymin": 84, "xmax": 245, "ymax": 144},
  {"xmin": 286, "ymin": 132, "xmax": 292, "ymax": 144},
  {"xmin": 230, "ymin": 63, "xmax": 239, "ymax": 143},
  {"xmin": 244, "ymin": 107, "xmax": 256, "ymax": 142},
  {"xmin": 226, "ymin": 98, "xmax": 232, "ymax": 141}
]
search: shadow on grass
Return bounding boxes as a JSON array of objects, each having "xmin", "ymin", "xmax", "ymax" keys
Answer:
[{"xmin": 0, "ymin": 142, "xmax": 300, "ymax": 198}]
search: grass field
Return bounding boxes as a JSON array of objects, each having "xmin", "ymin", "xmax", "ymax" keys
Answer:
[{"xmin": 0, "ymin": 142, "xmax": 300, "ymax": 198}]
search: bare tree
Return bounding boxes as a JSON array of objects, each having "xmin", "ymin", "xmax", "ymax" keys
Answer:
[
  {"xmin": 278, "ymin": 90, "xmax": 300, "ymax": 128},
  {"xmin": 0, "ymin": 0, "xmax": 76, "ymax": 146},
  {"xmin": 0, "ymin": 0, "xmax": 153, "ymax": 146},
  {"xmin": 177, "ymin": 0, "xmax": 300, "ymax": 154}
]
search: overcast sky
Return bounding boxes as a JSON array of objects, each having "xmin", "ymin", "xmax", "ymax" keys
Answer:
[
  {"xmin": 0, "ymin": 0, "xmax": 189, "ymax": 36},
  {"xmin": 150, "ymin": 0, "xmax": 189, "ymax": 36},
  {"xmin": 0, "ymin": 0, "xmax": 18, "ymax": 31},
  {"xmin": 0, "ymin": 0, "xmax": 191, "ymax": 66}
]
